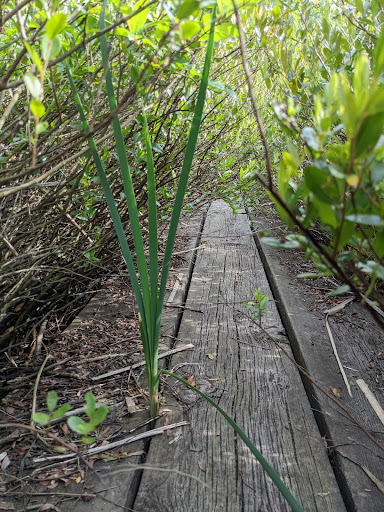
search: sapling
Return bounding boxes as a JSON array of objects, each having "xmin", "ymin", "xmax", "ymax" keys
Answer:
[
  {"xmin": 244, "ymin": 288, "xmax": 271, "ymax": 326},
  {"xmin": 33, "ymin": 391, "xmax": 108, "ymax": 444}
]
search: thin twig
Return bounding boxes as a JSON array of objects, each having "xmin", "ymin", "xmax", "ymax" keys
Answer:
[
  {"xmin": 92, "ymin": 344, "xmax": 194, "ymax": 381},
  {"xmin": 31, "ymin": 350, "xmax": 51, "ymax": 426}
]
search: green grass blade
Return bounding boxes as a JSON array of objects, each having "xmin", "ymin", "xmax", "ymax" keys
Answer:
[
  {"xmin": 156, "ymin": 5, "xmax": 217, "ymax": 342},
  {"xmin": 143, "ymin": 108, "xmax": 159, "ymax": 369},
  {"xmin": 98, "ymin": 1, "xmax": 152, "ymax": 358},
  {"xmin": 162, "ymin": 370, "xmax": 305, "ymax": 512},
  {"xmin": 65, "ymin": 64, "xmax": 148, "ymax": 349}
]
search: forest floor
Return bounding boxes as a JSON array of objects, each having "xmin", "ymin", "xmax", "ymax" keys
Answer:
[{"xmin": 1, "ymin": 200, "xmax": 383, "ymax": 512}]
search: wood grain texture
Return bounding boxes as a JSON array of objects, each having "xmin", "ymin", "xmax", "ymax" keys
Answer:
[{"xmin": 134, "ymin": 200, "xmax": 345, "ymax": 512}]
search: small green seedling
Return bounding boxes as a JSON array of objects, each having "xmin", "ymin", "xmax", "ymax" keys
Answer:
[
  {"xmin": 33, "ymin": 391, "xmax": 108, "ymax": 444},
  {"xmin": 32, "ymin": 390, "xmax": 71, "ymax": 427},
  {"xmin": 244, "ymin": 288, "xmax": 271, "ymax": 326},
  {"xmin": 67, "ymin": 392, "xmax": 108, "ymax": 444}
]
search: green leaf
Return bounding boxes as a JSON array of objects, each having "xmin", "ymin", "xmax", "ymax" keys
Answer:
[
  {"xmin": 84, "ymin": 392, "xmax": 96, "ymax": 417},
  {"xmin": 24, "ymin": 41, "xmax": 43, "ymax": 73},
  {"xmin": 41, "ymin": 34, "xmax": 62, "ymax": 60},
  {"xmin": 353, "ymin": 54, "xmax": 369, "ymax": 106},
  {"xmin": 304, "ymin": 165, "xmax": 335, "ymax": 204},
  {"xmin": 357, "ymin": 261, "xmax": 384, "ymax": 280},
  {"xmin": 181, "ymin": 20, "xmax": 201, "ymax": 40},
  {"xmin": 345, "ymin": 214, "xmax": 383, "ymax": 225},
  {"xmin": 67, "ymin": 416, "xmax": 92, "ymax": 434},
  {"xmin": 82, "ymin": 435, "xmax": 95, "ymax": 444},
  {"xmin": 272, "ymin": 5, "xmax": 281, "ymax": 17},
  {"xmin": 372, "ymin": 163, "xmax": 384, "ymax": 184},
  {"xmin": 30, "ymin": 99, "xmax": 45, "ymax": 118},
  {"xmin": 47, "ymin": 390, "xmax": 58, "ymax": 412},
  {"xmin": 177, "ymin": 0, "xmax": 199, "ymax": 19},
  {"xmin": 37, "ymin": 121, "xmax": 49, "ymax": 134},
  {"xmin": 329, "ymin": 284, "xmax": 351, "ymax": 295},
  {"xmin": 46, "ymin": 13, "xmax": 67, "ymax": 39},
  {"xmin": 302, "ymin": 127, "xmax": 319, "ymax": 151},
  {"xmin": 374, "ymin": 230, "xmax": 384, "ymax": 257},
  {"xmin": 52, "ymin": 403, "xmax": 71, "ymax": 419},
  {"xmin": 128, "ymin": 0, "xmax": 149, "ymax": 32},
  {"xmin": 23, "ymin": 73, "xmax": 41, "ymax": 99},
  {"xmin": 89, "ymin": 405, "xmax": 108, "ymax": 428},
  {"xmin": 33, "ymin": 412, "xmax": 51, "ymax": 425},
  {"xmin": 373, "ymin": 27, "xmax": 384, "ymax": 79},
  {"xmin": 355, "ymin": 113, "xmax": 384, "ymax": 157}
]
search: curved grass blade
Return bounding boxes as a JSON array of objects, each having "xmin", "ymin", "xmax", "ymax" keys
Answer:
[
  {"xmin": 155, "ymin": 4, "xmax": 217, "ymax": 345},
  {"xmin": 65, "ymin": 65, "xmax": 147, "ymax": 338},
  {"xmin": 161, "ymin": 370, "xmax": 305, "ymax": 512},
  {"xmin": 98, "ymin": 0, "xmax": 151, "ymax": 356}
]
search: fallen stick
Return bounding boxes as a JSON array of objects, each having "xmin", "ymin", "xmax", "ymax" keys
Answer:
[
  {"xmin": 164, "ymin": 304, "xmax": 203, "ymax": 313},
  {"xmin": 356, "ymin": 378, "xmax": 384, "ymax": 427},
  {"xmin": 324, "ymin": 298, "xmax": 354, "ymax": 397},
  {"xmin": 91, "ymin": 344, "xmax": 194, "ymax": 381},
  {"xmin": 33, "ymin": 420, "xmax": 189, "ymax": 464}
]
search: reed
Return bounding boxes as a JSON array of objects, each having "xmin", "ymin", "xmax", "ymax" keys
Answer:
[{"xmin": 66, "ymin": 3, "xmax": 303, "ymax": 509}]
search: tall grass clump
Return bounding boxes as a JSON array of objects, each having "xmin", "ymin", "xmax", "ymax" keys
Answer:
[{"xmin": 66, "ymin": 3, "xmax": 304, "ymax": 510}]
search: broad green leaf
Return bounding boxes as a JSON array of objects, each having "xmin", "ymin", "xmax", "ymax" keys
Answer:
[
  {"xmin": 33, "ymin": 412, "xmax": 50, "ymax": 425},
  {"xmin": 46, "ymin": 13, "xmax": 67, "ymax": 39},
  {"xmin": 372, "ymin": 163, "xmax": 384, "ymax": 184},
  {"xmin": 67, "ymin": 416, "xmax": 92, "ymax": 434},
  {"xmin": 217, "ymin": 0, "xmax": 232, "ymax": 14},
  {"xmin": 304, "ymin": 165, "xmax": 335, "ymax": 204},
  {"xmin": 89, "ymin": 405, "xmax": 108, "ymax": 427},
  {"xmin": 181, "ymin": 20, "xmax": 200, "ymax": 40},
  {"xmin": 338, "ymin": 74, "xmax": 357, "ymax": 137},
  {"xmin": 30, "ymin": 99, "xmax": 45, "ymax": 118},
  {"xmin": 23, "ymin": 73, "xmax": 41, "ymax": 99},
  {"xmin": 302, "ymin": 127, "xmax": 319, "ymax": 151},
  {"xmin": 177, "ymin": 0, "xmax": 199, "ymax": 19},
  {"xmin": 355, "ymin": 113, "xmax": 384, "ymax": 157},
  {"xmin": 41, "ymin": 34, "xmax": 62, "ymax": 60},
  {"xmin": 313, "ymin": 197, "xmax": 337, "ymax": 228},
  {"xmin": 37, "ymin": 121, "xmax": 49, "ymax": 134},
  {"xmin": 281, "ymin": 48, "xmax": 289, "ymax": 74},
  {"xmin": 128, "ymin": 0, "xmax": 149, "ymax": 33},
  {"xmin": 47, "ymin": 390, "xmax": 58, "ymax": 412},
  {"xmin": 278, "ymin": 152, "xmax": 297, "ymax": 199},
  {"xmin": 272, "ymin": 5, "xmax": 281, "ymax": 17}
]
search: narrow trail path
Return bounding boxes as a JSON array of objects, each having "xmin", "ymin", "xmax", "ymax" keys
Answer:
[{"xmin": 134, "ymin": 200, "xmax": 345, "ymax": 512}]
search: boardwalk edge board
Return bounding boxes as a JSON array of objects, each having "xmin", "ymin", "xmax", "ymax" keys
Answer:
[{"xmin": 250, "ymin": 214, "xmax": 384, "ymax": 512}]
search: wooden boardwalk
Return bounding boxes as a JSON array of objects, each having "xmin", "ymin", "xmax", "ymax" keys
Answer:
[
  {"xmin": 134, "ymin": 200, "xmax": 345, "ymax": 511},
  {"xmin": 16, "ymin": 199, "xmax": 383, "ymax": 512}
]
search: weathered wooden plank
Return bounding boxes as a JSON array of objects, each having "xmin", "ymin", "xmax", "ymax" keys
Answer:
[
  {"xmin": 134, "ymin": 200, "xmax": 345, "ymax": 512},
  {"xmin": 251, "ymin": 219, "xmax": 384, "ymax": 512}
]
